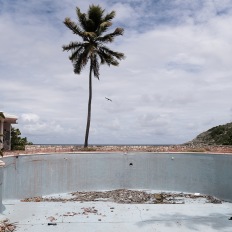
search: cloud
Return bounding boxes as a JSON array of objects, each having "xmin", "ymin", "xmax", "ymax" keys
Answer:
[
  {"xmin": 110, "ymin": 3, "xmax": 135, "ymax": 22},
  {"xmin": 20, "ymin": 114, "xmax": 40, "ymax": 123}
]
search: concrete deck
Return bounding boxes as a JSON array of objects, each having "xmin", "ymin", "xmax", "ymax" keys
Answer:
[{"xmin": 1, "ymin": 199, "xmax": 232, "ymax": 232}]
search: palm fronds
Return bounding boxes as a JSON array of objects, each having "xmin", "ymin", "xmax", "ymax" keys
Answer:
[
  {"xmin": 63, "ymin": 5, "xmax": 124, "ymax": 78},
  {"xmin": 97, "ymin": 28, "xmax": 124, "ymax": 43},
  {"xmin": 63, "ymin": 18, "xmax": 87, "ymax": 40}
]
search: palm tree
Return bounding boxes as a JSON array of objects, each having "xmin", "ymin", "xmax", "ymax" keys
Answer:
[{"xmin": 63, "ymin": 5, "xmax": 125, "ymax": 147}]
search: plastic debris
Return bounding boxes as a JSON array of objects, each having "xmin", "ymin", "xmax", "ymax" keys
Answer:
[{"xmin": 47, "ymin": 223, "xmax": 57, "ymax": 226}]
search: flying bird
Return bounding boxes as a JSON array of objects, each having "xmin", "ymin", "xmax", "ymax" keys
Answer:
[{"xmin": 105, "ymin": 97, "xmax": 112, "ymax": 102}]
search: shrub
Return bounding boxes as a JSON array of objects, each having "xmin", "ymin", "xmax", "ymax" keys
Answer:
[{"xmin": 11, "ymin": 127, "xmax": 33, "ymax": 150}]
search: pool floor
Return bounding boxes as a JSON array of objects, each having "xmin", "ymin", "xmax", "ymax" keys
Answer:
[{"xmin": 1, "ymin": 199, "xmax": 232, "ymax": 232}]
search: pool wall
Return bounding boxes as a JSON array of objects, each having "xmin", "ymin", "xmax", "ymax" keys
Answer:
[{"xmin": 1, "ymin": 153, "xmax": 232, "ymax": 204}]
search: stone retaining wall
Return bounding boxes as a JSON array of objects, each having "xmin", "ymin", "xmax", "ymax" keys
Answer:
[{"xmin": 23, "ymin": 144, "xmax": 232, "ymax": 154}]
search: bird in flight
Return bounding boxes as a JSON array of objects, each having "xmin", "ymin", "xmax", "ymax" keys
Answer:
[{"xmin": 105, "ymin": 97, "xmax": 112, "ymax": 102}]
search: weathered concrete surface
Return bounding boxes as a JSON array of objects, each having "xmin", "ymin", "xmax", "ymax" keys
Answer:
[
  {"xmin": 1, "ymin": 153, "xmax": 232, "ymax": 202},
  {"xmin": 1, "ymin": 200, "xmax": 232, "ymax": 232}
]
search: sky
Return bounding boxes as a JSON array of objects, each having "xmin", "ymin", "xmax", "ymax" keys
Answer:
[{"xmin": 1, "ymin": 0, "xmax": 232, "ymax": 145}]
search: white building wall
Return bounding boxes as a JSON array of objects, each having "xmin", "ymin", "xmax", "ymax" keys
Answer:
[{"xmin": 0, "ymin": 113, "xmax": 17, "ymax": 150}]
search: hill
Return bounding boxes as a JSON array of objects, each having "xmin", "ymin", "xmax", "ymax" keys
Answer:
[{"xmin": 187, "ymin": 122, "xmax": 232, "ymax": 145}]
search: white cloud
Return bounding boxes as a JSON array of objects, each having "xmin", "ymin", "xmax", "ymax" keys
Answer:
[
  {"xmin": 20, "ymin": 114, "xmax": 40, "ymax": 123},
  {"xmin": 109, "ymin": 3, "xmax": 136, "ymax": 24}
]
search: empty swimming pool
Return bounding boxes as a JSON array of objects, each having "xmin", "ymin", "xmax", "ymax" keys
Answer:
[{"xmin": 0, "ymin": 152, "xmax": 232, "ymax": 232}]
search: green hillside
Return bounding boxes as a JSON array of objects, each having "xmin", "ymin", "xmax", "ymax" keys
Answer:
[{"xmin": 188, "ymin": 122, "xmax": 232, "ymax": 145}]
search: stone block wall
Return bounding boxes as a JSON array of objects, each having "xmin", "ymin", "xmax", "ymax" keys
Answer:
[{"xmin": 23, "ymin": 144, "xmax": 232, "ymax": 154}]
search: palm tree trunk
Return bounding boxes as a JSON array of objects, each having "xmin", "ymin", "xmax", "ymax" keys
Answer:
[{"xmin": 84, "ymin": 64, "xmax": 93, "ymax": 147}]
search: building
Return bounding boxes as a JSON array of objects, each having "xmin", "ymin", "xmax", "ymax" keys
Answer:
[{"xmin": 0, "ymin": 112, "xmax": 18, "ymax": 150}]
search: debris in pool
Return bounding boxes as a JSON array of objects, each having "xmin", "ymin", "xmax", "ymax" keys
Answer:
[
  {"xmin": 21, "ymin": 189, "xmax": 224, "ymax": 205},
  {"xmin": 47, "ymin": 216, "xmax": 56, "ymax": 222},
  {"xmin": 0, "ymin": 219, "xmax": 17, "ymax": 231},
  {"xmin": 82, "ymin": 207, "xmax": 98, "ymax": 215},
  {"xmin": 206, "ymin": 195, "xmax": 222, "ymax": 204},
  {"xmin": 229, "ymin": 217, "xmax": 232, "ymax": 220},
  {"xmin": 47, "ymin": 223, "xmax": 57, "ymax": 226},
  {"xmin": 62, "ymin": 207, "xmax": 102, "ymax": 217},
  {"xmin": 63, "ymin": 212, "xmax": 77, "ymax": 216},
  {"xmin": 194, "ymin": 193, "xmax": 200, "ymax": 196}
]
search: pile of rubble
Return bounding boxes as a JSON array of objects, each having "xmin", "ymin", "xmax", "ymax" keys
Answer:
[
  {"xmin": 22, "ymin": 189, "xmax": 222, "ymax": 204},
  {"xmin": 0, "ymin": 219, "xmax": 16, "ymax": 232}
]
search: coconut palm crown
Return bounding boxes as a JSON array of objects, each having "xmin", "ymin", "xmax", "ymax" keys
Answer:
[{"xmin": 63, "ymin": 5, "xmax": 125, "ymax": 147}]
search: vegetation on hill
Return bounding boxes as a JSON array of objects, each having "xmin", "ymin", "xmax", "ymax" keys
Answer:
[{"xmin": 188, "ymin": 122, "xmax": 232, "ymax": 145}]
